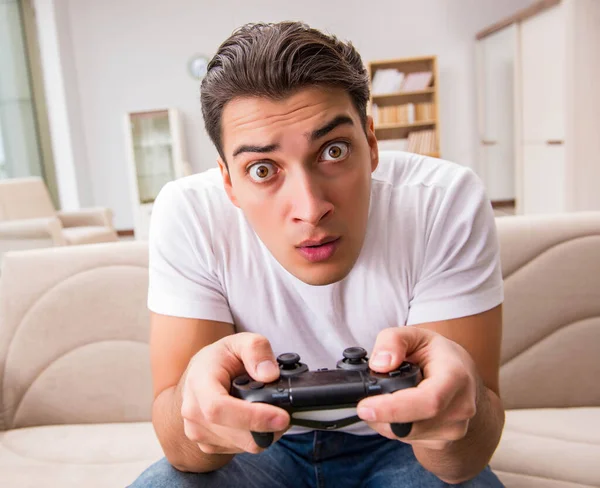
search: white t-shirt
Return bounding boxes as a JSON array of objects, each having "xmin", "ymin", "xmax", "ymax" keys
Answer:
[{"xmin": 147, "ymin": 151, "xmax": 504, "ymax": 435}]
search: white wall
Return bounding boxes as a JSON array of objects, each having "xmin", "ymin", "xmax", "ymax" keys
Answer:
[{"xmin": 41, "ymin": 0, "xmax": 533, "ymax": 230}]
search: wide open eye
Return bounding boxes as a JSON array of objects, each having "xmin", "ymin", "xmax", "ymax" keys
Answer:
[
  {"xmin": 248, "ymin": 162, "xmax": 277, "ymax": 182},
  {"xmin": 321, "ymin": 141, "xmax": 350, "ymax": 161}
]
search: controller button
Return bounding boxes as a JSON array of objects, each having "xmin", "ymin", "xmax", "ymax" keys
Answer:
[
  {"xmin": 277, "ymin": 385, "xmax": 285, "ymax": 392},
  {"xmin": 399, "ymin": 362, "xmax": 413, "ymax": 373},
  {"xmin": 249, "ymin": 381, "xmax": 265, "ymax": 390},
  {"xmin": 367, "ymin": 377, "xmax": 378, "ymax": 384},
  {"xmin": 233, "ymin": 375, "xmax": 250, "ymax": 386},
  {"xmin": 317, "ymin": 368, "xmax": 329, "ymax": 372},
  {"xmin": 388, "ymin": 370, "xmax": 403, "ymax": 377}
]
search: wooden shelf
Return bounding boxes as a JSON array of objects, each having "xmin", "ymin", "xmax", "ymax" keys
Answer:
[
  {"xmin": 374, "ymin": 120, "xmax": 436, "ymax": 140},
  {"xmin": 372, "ymin": 88, "xmax": 434, "ymax": 106},
  {"xmin": 368, "ymin": 56, "xmax": 440, "ymax": 157}
]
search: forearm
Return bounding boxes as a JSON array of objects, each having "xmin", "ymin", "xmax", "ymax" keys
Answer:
[
  {"xmin": 152, "ymin": 380, "xmax": 234, "ymax": 473},
  {"xmin": 413, "ymin": 378, "xmax": 505, "ymax": 484}
]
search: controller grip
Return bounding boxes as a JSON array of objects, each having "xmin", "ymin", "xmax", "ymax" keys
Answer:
[
  {"xmin": 251, "ymin": 431, "xmax": 274, "ymax": 449},
  {"xmin": 391, "ymin": 422, "xmax": 413, "ymax": 438}
]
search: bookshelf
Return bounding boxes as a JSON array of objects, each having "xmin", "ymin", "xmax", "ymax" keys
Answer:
[{"xmin": 367, "ymin": 56, "xmax": 440, "ymax": 158}]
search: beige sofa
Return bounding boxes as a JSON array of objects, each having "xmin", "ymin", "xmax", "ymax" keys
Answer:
[{"xmin": 0, "ymin": 212, "xmax": 598, "ymax": 487}]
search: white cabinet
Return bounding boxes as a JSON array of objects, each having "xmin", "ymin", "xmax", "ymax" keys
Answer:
[
  {"xmin": 476, "ymin": 0, "xmax": 600, "ymax": 215},
  {"xmin": 124, "ymin": 108, "xmax": 189, "ymax": 240},
  {"xmin": 522, "ymin": 143, "xmax": 566, "ymax": 214},
  {"xmin": 519, "ymin": 3, "xmax": 567, "ymax": 214}
]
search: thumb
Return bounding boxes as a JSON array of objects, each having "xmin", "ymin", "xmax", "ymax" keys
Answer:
[
  {"xmin": 369, "ymin": 326, "xmax": 432, "ymax": 373},
  {"xmin": 225, "ymin": 332, "xmax": 280, "ymax": 383}
]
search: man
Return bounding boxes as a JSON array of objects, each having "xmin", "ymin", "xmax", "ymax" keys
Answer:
[{"xmin": 130, "ymin": 21, "xmax": 505, "ymax": 487}]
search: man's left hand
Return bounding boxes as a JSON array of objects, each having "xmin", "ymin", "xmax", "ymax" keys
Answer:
[{"xmin": 356, "ymin": 327, "xmax": 481, "ymax": 451}]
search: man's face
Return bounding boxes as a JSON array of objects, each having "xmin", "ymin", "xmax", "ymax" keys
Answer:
[{"xmin": 218, "ymin": 86, "xmax": 379, "ymax": 286}]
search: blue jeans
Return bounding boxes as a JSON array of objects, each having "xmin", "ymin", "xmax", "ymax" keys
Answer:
[{"xmin": 129, "ymin": 431, "xmax": 504, "ymax": 487}]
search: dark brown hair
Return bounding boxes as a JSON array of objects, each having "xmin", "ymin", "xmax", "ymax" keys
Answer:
[{"xmin": 200, "ymin": 21, "xmax": 370, "ymax": 162}]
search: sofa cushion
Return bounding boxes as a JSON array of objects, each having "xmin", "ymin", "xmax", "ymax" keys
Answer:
[
  {"xmin": 491, "ymin": 408, "xmax": 600, "ymax": 487},
  {"xmin": 61, "ymin": 226, "xmax": 118, "ymax": 245},
  {"xmin": 0, "ymin": 422, "xmax": 163, "ymax": 487}
]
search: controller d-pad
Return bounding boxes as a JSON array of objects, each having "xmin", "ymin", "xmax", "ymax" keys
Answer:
[
  {"xmin": 389, "ymin": 362, "xmax": 414, "ymax": 377},
  {"xmin": 233, "ymin": 375, "xmax": 250, "ymax": 386}
]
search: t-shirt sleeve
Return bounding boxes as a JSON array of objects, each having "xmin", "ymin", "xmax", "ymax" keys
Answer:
[
  {"xmin": 146, "ymin": 181, "xmax": 233, "ymax": 323},
  {"xmin": 406, "ymin": 168, "xmax": 504, "ymax": 325}
]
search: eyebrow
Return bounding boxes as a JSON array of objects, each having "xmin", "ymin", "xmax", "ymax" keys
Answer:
[
  {"xmin": 231, "ymin": 114, "xmax": 354, "ymax": 158},
  {"xmin": 232, "ymin": 143, "xmax": 279, "ymax": 158},
  {"xmin": 308, "ymin": 115, "xmax": 354, "ymax": 142}
]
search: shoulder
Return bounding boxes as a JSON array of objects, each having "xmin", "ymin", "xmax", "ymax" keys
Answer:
[
  {"xmin": 155, "ymin": 167, "xmax": 231, "ymax": 211},
  {"xmin": 372, "ymin": 150, "xmax": 481, "ymax": 195},
  {"xmin": 149, "ymin": 167, "xmax": 244, "ymax": 259},
  {"xmin": 371, "ymin": 151, "xmax": 486, "ymax": 225},
  {"xmin": 151, "ymin": 167, "xmax": 241, "ymax": 232}
]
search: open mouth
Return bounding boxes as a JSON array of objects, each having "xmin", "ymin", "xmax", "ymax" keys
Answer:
[{"xmin": 297, "ymin": 237, "xmax": 341, "ymax": 262}]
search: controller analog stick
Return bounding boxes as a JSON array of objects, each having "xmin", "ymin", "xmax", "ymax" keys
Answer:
[
  {"xmin": 337, "ymin": 347, "xmax": 369, "ymax": 371},
  {"xmin": 277, "ymin": 352, "xmax": 308, "ymax": 377},
  {"xmin": 277, "ymin": 353, "xmax": 301, "ymax": 368},
  {"xmin": 343, "ymin": 347, "xmax": 368, "ymax": 362}
]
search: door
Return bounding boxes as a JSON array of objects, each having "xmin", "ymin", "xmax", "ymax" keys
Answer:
[{"xmin": 476, "ymin": 24, "xmax": 517, "ymax": 202}]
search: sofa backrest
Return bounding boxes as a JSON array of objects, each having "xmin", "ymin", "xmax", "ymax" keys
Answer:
[
  {"xmin": 0, "ymin": 212, "xmax": 598, "ymax": 430},
  {"xmin": 0, "ymin": 177, "xmax": 56, "ymax": 221},
  {"xmin": 0, "ymin": 241, "xmax": 152, "ymax": 430},
  {"xmin": 496, "ymin": 211, "xmax": 600, "ymax": 410}
]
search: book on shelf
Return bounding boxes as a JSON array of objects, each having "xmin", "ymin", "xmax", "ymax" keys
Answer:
[
  {"xmin": 371, "ymin": 69, "xmax": 433, "ymax": 95},
  {"xmin": 371, "ymin": 69, "xmax": 405, "ymax": 95},
  {"xmin": 400, "ymin": 71, "xmax": 433, "ymax": 92},
  {"xmin": 372, "ymin": 102, "xmax": 435, "ymax": 125},
  {"xmin": 375, "ymin": 132, "xmax": 437, "ymax": 156},
  {"xmin": 406, "ymin": 129, "xmax": 437, "ymax": 155}
]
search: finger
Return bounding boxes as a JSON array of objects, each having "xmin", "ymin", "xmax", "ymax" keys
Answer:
[
  {"xmin": 212, "ymin": 422, "xmax": 289, "ymax": 454},
  {"xmin": 367, "ymin": 417, "xmax": 470, "ymax": 442},
  {"xmin": 183, "ymin": 335, "xmax": 285, "ymax": 424},
  {"xmin": 205, "ymin": 394, "xmax": 290, "ymax": 432},
  {"xmin": 369, "ymin": 327, "xmax": 433, "ymax": 372},
  {"xmin": 357, "ymin": 372, "xmax": 460, "ymax": 424},
  {"xmin": 225, "ymin": 332, "xmax": 280, "ymax": 383},
  {"xmin": 185, "ymin": 370, "xmax": 290, "ymax": 432}
]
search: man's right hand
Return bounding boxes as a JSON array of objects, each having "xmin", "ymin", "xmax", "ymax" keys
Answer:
[{"xmin": 180, "ymin": 332, "xmax": 290, "ymax": 455}]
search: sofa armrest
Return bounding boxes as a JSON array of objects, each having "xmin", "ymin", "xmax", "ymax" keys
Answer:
[
  {"xmin": 57, "ymin": 207, "xmax": 114, "ymax": 228},
  {"xmin": 0, "ymin": 217, "xmax": 66, "ymax": 245}
]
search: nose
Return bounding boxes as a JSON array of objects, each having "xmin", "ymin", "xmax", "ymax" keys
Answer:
[{"xmin": 288, "ymin": 172, "xmax": 333, "ymax": 225}]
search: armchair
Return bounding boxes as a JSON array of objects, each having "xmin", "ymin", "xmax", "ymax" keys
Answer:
[{"xmin": 0, "ymin": 177, "xmax": 118, "ymax": 261}]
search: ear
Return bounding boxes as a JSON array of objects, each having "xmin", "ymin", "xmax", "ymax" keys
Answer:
[
  {"xmin": 217, "ymin": 158, "xmax": 240, "ymax": 207},
  {"xmin": 366, "ymin": 115, "xmax": 379, "ymax": 173}
]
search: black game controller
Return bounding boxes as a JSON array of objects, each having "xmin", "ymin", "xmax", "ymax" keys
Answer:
[{"xmin": 230, "ymin": 347, "xmax": 422, "ymax": 448}]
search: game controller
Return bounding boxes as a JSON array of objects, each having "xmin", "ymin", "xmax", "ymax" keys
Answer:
[{"xmin": 230, "ymin": 347, "xmax": 422, "ymax": 448}]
